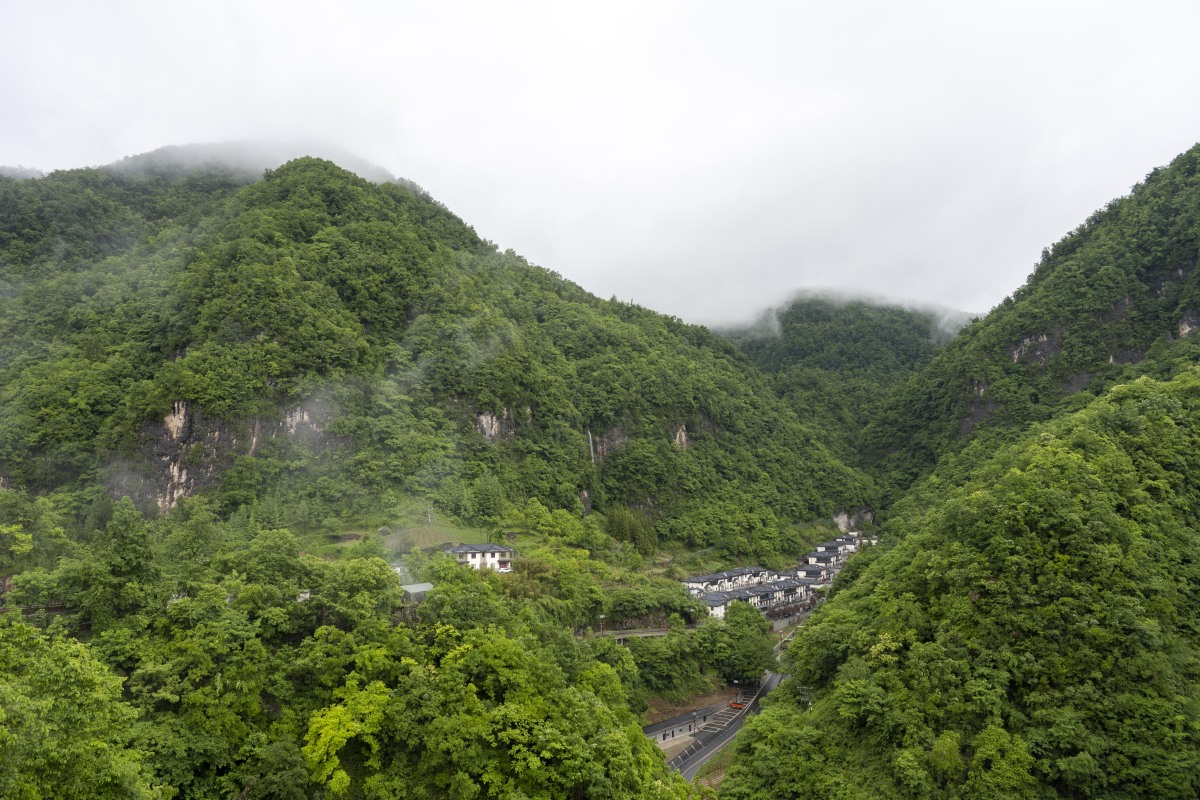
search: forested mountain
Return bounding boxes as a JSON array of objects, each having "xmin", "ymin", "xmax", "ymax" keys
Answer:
[
  {"xmin": 0, "ymin": 148, "xmax": 863, "ymax": 799},
  {"xmin": 720, "ymin": 296, "xmax": 963, "ymax": 459},
  {"xmin": 862, "ymin": 145, "xmax": 1200, "ymax": 499},
  {"xmin": 0, "ymin": 152, "xmax": 871, "ymax": 559}
]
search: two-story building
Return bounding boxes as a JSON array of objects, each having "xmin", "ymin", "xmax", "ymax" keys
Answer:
[
  {"xmin": 441, "ymin": 543, "xmax": 516, "ymax": 573},
  {"xmin": 806, "ymin": 551, "xmax": 839, "ymax": 568},
  {"xmin": 681, "ymin": 566, "xmax": 769, "ymax": 596}
]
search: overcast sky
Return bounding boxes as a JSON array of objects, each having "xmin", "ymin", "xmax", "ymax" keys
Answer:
[{"xmin": 4, "ymin": 1, "xmax": 1200, "ymax": 325}]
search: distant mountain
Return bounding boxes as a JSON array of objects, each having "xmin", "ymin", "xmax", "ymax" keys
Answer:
[
  {"xmin": 0, "ymin": 152, "xmax": 870, "ymax": 559},
  {"xmin": 863, "ymin": 144, "xmax": 1200, "ymax": 499},
  {"xmin": 720, "ymin": 295, "xmax": 966, "ymax": 460},
  {"xmin": 106, "ymin": 140, "xmax": 401, "ymax": 184}
]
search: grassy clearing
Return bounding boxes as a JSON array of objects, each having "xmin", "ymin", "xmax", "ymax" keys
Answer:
[{"xmin": 300, "ymin": 495, "xmax": 491, "ymax": 561}]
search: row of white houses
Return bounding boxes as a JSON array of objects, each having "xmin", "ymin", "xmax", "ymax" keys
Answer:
[{"xmin": 684, "ymin": 532, "xmax": 875, "ymax": 619}]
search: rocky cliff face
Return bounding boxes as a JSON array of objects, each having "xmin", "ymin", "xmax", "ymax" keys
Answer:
[
  {"xmin": 475, "ymin": 409, "xmax": 516, "ymax": 442},
  {"xmin": 106, "ymin": 400, "xmax": 334, "ymax": 512},
  {"xmin": 834, "ymin": 508, "xmax": 874, "ymax": 532}
]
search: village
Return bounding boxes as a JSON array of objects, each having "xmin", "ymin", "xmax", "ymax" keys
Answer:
[
  {"xmin": 644, "ymin": 529, "xmax": 876, "ymax": 773},
  {"xmin": 389, "ymin": 529, "xmax": 878, "ymax": 773},
  {"xmin": 680, "ymin": 530, "xmax": 874, "ymax": 620},
  {"xmin": 397, "ymin": 531, "xmax": 877, "ymax": 623}
]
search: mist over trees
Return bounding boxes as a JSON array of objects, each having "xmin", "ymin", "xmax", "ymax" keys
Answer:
[{"xmin": 0, "ymin": 154, "xmax": 872, "ymax": 561}]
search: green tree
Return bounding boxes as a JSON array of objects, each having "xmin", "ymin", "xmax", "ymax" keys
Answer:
[
  {"xmin": 708, "ymin": 601, "xmax": 777, "ymax": 686},
  {"xmin": 0, "ymin": 621, "xmax": 165, "ymax": 799}
]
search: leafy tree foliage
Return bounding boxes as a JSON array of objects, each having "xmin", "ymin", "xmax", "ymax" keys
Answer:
[
  {"xmin": 701, "ymin": 600, "xmax": 777, "ymax": 686},
  {"xmin": 0, "ymin": 505, "xmax": 699, "ymax": 798},
  {"xmin": 0, "ymin": 621, "xmax": 164, "ymax": 799},
  {"xmin": 721, "ymin": 371, "xmax": 1200, "ymax": 799}
]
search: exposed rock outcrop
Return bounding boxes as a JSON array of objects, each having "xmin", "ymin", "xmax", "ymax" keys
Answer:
[
  {"xmin": 592, "ymin": 427, "xmax": 627, "ymax": 460},
  {"xmin": 476, "ymin": 408, "xmax": 516, "ymax": 442},
  {"xmin": 673, "ymin": 424, "xmax": 690, "ymax": 450},
  {"xmin": 834, "ymin": 508, "xmax": 874, "ymax": 532},
  {"xmin": 960, "ymin": 379, "xmax": 998, "ymax": 436},
  {"xmin": 114, "ymin": 399, "xmax": 335, "ymax": 513},
  {"xmin": 1179, "ymin": 309, "xmax": 1199, "ymax": 338},
  {"xmin": 1107, "ymin": 349, "xmax": 1145, "ymax": 365},
  {"xmin": 1010, "ymin": 331, "xmax": 1061, "ymax": 365}
]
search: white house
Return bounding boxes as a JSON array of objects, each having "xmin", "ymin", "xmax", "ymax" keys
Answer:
[
  {"xmin": 442, "ymin": 543, "xmax": 515, "ymax": 573},
  {"xmin": 681, "ymin": 566, "xmax": 769, "ymax": 596}
]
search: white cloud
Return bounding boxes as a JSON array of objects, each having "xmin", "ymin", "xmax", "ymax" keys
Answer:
[{"xmin": 4, "ymin": 0, "xmax": 1200, "ymax": 324}]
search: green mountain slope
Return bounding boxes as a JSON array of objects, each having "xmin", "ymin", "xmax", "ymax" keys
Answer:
[
  {"xmin": 720, "ymin": 368, "xmax": 1200, "ymax": 799},
  {"xmin": 719, "ymin": 144, "xmax": 1200, "ymax": 799},
  {"xmin": 0, "ymin": 153, "xmax": 870, "ymax": 558},
  {"xmin": 863, "ymin": 144, "xmax": 1200, "ymax": 498}
]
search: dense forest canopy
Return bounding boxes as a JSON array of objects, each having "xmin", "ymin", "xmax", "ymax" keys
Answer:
[{"xmin": 721, "ymin": 369, "xmax": 1200, "ymax": 799}]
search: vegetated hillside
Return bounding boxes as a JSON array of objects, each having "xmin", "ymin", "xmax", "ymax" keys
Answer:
[
  {"xmin": 0, "ymin": 151, "xmax": 870, "ymax": 560},
  {"xmin": 0, "ymin": 148, "xmax": 852, "ymax": 800},
  {"xmin": 862, "ymin": 143, "xmax": 1200, "ymax": 499},
  {"xmin": 720, "ymin": 296, "xmax": 963, "ymax": 459},
  {"xmin": 720, "ymin": 368, "xmax": 1200, "ymax": 799}
]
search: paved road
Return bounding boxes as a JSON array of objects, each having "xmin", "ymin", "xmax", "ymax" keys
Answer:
[
  {"xmin": 669, "ymin": 620, "xmax": 801, "ymax": 780},
  {"xmin": 669, "ymin": 670, "xmax": 785, "ymax": 780}
]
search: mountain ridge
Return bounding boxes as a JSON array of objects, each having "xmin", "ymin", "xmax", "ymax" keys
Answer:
[{"xmin": 0, "ymin": 155, "xmax": 871, "ymax": 560}]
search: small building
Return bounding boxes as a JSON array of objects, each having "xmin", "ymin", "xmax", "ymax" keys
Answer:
[
  {"xmin": 807, "ymin": 551, "xmax": 839, "ymax": 567},
  {"xmin": 401, "ymin": 582, "xmax": 434, "ymax": 603},
  {"xmin": 796, "ymin": 564, "xmax": 831, "ymax": 583},
  {"xmin": 682, "ymin": 572, "xmax": 724, "ymax": 595},
  {"xmin": 834, "ymin": 535, "xmax": 859, "ymax": 553},
  {"xmin": 442, "ymin": 543, "xmax": 516, "ymax": 573},
  {"xmin": 643, "ymin": 702, "xmax": 727, "ymax": 748},
  {"xmin": 700, "ymin": 592, "xmax": 734, "ymax": 623}
]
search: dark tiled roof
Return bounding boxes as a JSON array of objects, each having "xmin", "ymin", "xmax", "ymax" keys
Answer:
[
  {"xmin": 443, "ymin": 543, "xmax": 516, "ymax": 554},
  {"xmin": 683, "ymin": 565, "xmax": 767, "ymax": 584},
  {"xmin": 643, "ymin": 702, "xmax": 730, "ymax": 734}
]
